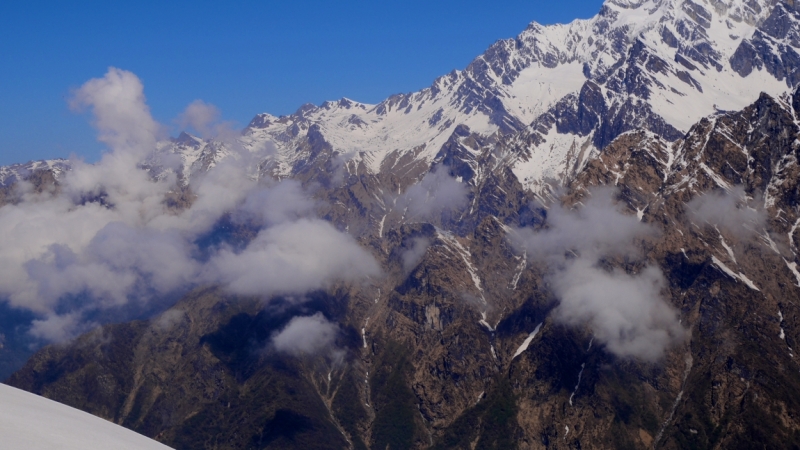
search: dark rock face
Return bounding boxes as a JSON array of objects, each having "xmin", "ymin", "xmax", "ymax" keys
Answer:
[
  {"xmin": 550, "ymin": 81, "xmax": 607, "ymax": 137},
  {"xmin": 563, "ymin": 88, "xmax": 800, "ymax": 448},
  {"xmin": 731, "ymin": 3, "xmax": 800, "ymax": 86}
]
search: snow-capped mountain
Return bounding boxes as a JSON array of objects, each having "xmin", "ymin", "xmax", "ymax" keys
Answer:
[
  {"xmin": 198, "ymin": 0, "xmax": 800, "ymax": 192},
  {"xmin": 0, "ymin": 159, "xmax": 69, "ymax": 187},
  {"xmin": 10, "ymin": 0, "xmax": 800, "ymax": 196}
]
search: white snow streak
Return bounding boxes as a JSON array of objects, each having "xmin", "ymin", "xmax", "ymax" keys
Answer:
[
  {"xmin": 779, "ymin": 309, "xmax": 786, "ymax": 341},
  {"xmin": 785, "ymin": 259, "xmax": 800, "ymax": 287},
  {"xmin": 711, "ymin": 256, "xmax": 760, "ymax": 291},
  {"xmin": 791, "ymin": 218, "xmax": 800, "ymax": 251},
  {"xmin": 655, "ymin": 354, "xmax": 693, "ymax": 447},
  {"xmin": 479, "ymin": 311, "xmax": 495, "ymax": 332},
  {"xmin": 700, "ymin": 163, "xmax": 733, "ymax": 191},
  {"xmin": 437, "ymin": 230, "xmax": 484, "ymax": 302},
  {"xmin": 779, "ymin": 309, "xmax": 794, "ymax": 357},
  {"xmin": 569, "ymin": 363, "xmax": 585, "ymax": 407},
  {"xmin": 719, "ymin": 235, "xmax": 736, "ymax": 263},
  {"xmin": 510, "ymin": 250, "xmax": 527, "ymax": 290},
  {"xmin": 512, "ymin": 323, "xmax": 543, "ymax": 360},
  {"xmin": 760, "ymin": 231, "xmax": 781, "ymax": 255},
  {"xmin": 377, "ymin": 214, "xmax": 386, "ymax": 238},
  {"xmin": 362, "ymin": 317, "xmax": 370, "ymax": 349},
  {"xmin": 364, "ymin": 371, "xmax": 371, "ymax": 407}
]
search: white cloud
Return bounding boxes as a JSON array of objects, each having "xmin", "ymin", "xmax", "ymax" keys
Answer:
[
  {"xmin": 178, "ymin": 100, "xmax": 220, "ymax": 138},
  {"xmin": 511, "ymin": 186, "xmax": 659, "ymax": 262},
  {"xmin": 153, "ymin": 309, "xmax": 187, "ymax": 331},
  {"xmin": 511, "ymin": 187, "xmax": 687, "ymax": 361},
  {"xmin": 207, "ymin": 219, "xmax": 380, "ymax": 297},
  {"xmin": 401, "ymin": 237, "xmax": 430, "ymax": 275},
  {"xmin": 272, "ymin": 312, "xmax": 338, "ymax": 356},
  {"xmin": 551, "ymin": 260, "xmax": 686, "ymax": 362},
  {"xmin": 28, "ymin": 313, "xmax": 97, "ymax": 344},
  {"xmin": 398, "ymin": 165, "xmax": 469, "ymax": 220},
  {"xmin": 233, "ymin": 180, "xmax": 317, "ymax": 227},
  {"xmin": 69, "ymin": 67, "xmax": 162, "ymax": 156}
]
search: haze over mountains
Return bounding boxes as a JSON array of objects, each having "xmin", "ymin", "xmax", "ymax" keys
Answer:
[{"xmin": 3, "ymin": 0, "xmax": 800, "ymax": 448}]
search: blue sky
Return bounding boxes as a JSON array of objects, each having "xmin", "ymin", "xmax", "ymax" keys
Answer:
[{"xmin": 0, "ymin": 1, "xmax": 604, "ymax": 165}]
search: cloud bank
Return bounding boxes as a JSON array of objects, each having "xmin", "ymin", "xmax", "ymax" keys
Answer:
[
  {"xmin": 207, "ymin": 219, "xmax": 380, "ymax": 297},
  {"xmin": 0, "ymin": 68, "xmax": 379, "ymax": 343},
  {"xmin": 512, "ymin": 187, "xmax": 687, "ymax": 361},
  {"xmin": 552, "ymin": 260, "xmax": 686, "ymax": 361}
]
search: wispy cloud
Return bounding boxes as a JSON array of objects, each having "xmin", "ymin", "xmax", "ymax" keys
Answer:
[
  {"xmin": 511, "ymin": 187, "xmax": 687, "ymax": 362},
  {"xmin": 397, "ymin": 165, "xmax": 469, "ymax": 220},
  {"xmin": 685, "ymin": 186, "xmax": 767, "ymax": 238},
  {"xmin": 206, "ymin": 219, "xmax": 380, "ymax": 297},
  {"xmin": 400, "ymin": 237, "xmax": 431, "ymax": 275}
]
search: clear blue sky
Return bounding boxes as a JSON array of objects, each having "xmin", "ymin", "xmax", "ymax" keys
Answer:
[{"xmin": 0, "ymin": 1, "xmax": 604, "ymax": 165}]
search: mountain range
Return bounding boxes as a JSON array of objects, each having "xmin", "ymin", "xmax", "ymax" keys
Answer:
[{"xmin": 3, "ymin": 0, "xmax": 800, "ymax": 448}]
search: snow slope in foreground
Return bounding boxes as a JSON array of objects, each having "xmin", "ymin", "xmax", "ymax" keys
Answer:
[{"xmin": 0, "ymin": 383, "xmax": 172, "ymax": 450}]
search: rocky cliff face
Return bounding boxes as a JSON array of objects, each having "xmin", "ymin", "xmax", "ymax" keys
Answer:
[{"xmin": 5, "ymin": 0, "xmax": 800, "ymax": 449}]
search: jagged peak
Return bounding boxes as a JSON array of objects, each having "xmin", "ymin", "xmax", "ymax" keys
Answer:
[
  {"xmin": 230, "ymin": 0, "xmax": 800, "ymax": 188},
  {"xmin": 604, "ymin": 0, "xmax": 651, "ymax": 9},
  {"xmin": 320, "ymin": 97, "xmax": 370, "ymax": 110},
  {"xmin": 293, "ymin": 103, "xmax": 319, "ymax": 116},
  {"xmin": 172, "ymin": 131, "xmax": 202, "ymax": 146}
]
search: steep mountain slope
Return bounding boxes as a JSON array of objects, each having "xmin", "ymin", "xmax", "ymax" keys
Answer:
[
  {"xmin": 558, "ymin": 89, "xmax": 800, "ymax": 448},
  {"xmin": 10, "ymin": 84, "xmax": 800, "ymax": 450}
]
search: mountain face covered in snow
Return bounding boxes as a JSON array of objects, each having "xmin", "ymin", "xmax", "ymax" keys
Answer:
[
  {"xmin": 4, "ymin": 0, "xmax": 800, "ymax": 449},
  {"xmin": 170, "ymin": 0, "xmax": 800, "ymax": 192}
]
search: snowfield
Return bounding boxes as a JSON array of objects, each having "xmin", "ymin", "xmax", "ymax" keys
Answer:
[{"xmin": 0, "ymin": 383, "xmax": 172, "ymax": 450}]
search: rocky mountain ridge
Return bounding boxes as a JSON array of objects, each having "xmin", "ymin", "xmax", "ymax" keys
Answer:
[
  {"xmin": 217, "ymin": 0, "xmax": 800, "ymax": 192},
  {"xmin": 7, "ymin": 0, "xmax": 800, "ymax": 195}
]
